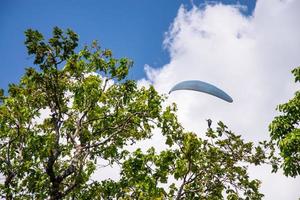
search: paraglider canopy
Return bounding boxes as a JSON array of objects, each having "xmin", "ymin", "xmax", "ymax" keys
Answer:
[{"xmin": 169, "ymin": 80, "xmax": 233, "ymax": 103}]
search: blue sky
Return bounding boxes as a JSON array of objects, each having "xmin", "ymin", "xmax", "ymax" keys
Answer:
[{"xmin": 0, "ymin": 0, "xmax": 255, "ymax": 90}]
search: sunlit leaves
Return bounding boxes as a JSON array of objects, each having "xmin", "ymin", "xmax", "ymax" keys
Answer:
[
  {"xmin": 269, "ymin": 66, "xmax": 300, "ymax": 177},
  {"xmin": 0, "ymin": 27, "xmax": 164, "ymax": 199},
  {"xmin": 105, "ymin": 121, "xmax": 270, "ymax": 200}
]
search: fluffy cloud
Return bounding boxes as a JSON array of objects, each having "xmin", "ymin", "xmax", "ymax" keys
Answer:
[{"xmin": 141, "ymin": 1, "xmax": 300, "ymax": 199}]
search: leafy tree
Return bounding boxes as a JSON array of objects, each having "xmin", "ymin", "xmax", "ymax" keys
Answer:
[
  {"xmin": 0, "ymin": 27, "xmax": 272, "ymax": 199},
  {"xmin": 269, "ymin": 66, "xmax": 300, "ymax": 177},
  {"xmin": 0, "ymin": 27, "xmax": 162, "ymax": 199},
  {"xmin": 89, "ymin": 121, "xmax": 270, "ymax": 200}
]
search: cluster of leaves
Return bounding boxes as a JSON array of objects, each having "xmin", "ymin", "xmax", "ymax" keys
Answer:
[
  {"xmin": 269, "ymin": 66, "xmax": 300, "ymax": 177},
  {"xmin": 0, "ymin": 27, "xmax": 274, "ymax": 199},
  {"xmin": 0, "ymin": 27, "xmax": 163, "ymax": 199},
  {"xmin": 81, "ymin": 118, "xmax": 274, "ymax": 200}
]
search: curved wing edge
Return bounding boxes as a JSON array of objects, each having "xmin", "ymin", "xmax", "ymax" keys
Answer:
[{"xmin": 169, "ymin": 80, "xmax": 233, "ymax": 103}]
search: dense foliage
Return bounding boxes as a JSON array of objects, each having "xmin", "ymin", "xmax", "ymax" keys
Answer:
[
  {"xmin": 0, "ymin": 27, "xmax": 274, "ymax": 199},
  {"xmin": 269, "ymin": 66, "xmax": 300, "ymax": 177}
]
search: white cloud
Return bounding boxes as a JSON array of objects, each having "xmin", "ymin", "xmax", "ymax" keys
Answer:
[{"xmin": 142, "ymin": 1, "xmax": 300, "ymax": 199}]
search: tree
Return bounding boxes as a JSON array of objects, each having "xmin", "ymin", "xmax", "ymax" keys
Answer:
[
  {"xmin": 269, "ymin": 66, "xmax": 300, "ymax": 177},
  {"xmin": 89, "ymin": 121, "xmax": 271, "ymax": 200},
  {"xmin": 0, "ymin": 27, "xmax": 271, "ymax": 199}
]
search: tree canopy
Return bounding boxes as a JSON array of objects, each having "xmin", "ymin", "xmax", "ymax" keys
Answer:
[
  {"xmin": 269, "ymin": 66, "xmax": 300, "ymax": 177},
  {"xmin": 0, "ymin": 27, "xmax": 276, "ymax": 199}
]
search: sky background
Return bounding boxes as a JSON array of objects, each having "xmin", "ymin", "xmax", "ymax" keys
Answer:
[
  {"xmin": 0, "ymin": 0, "xmax": 255, "ymax": 88},
  {"xmin": 1, "ymin": 0, "xmax": 300, "ymax": 199}
]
